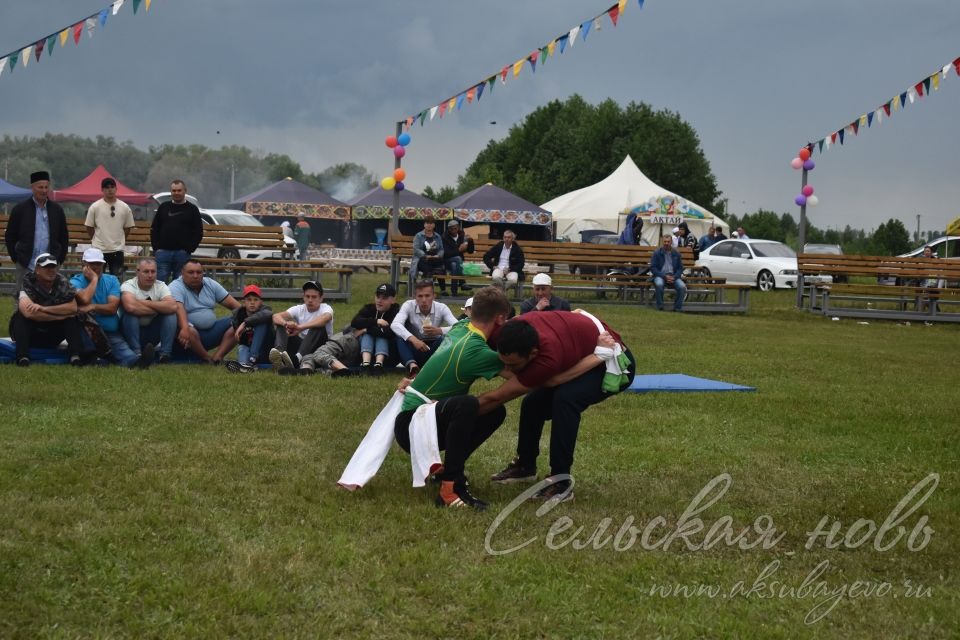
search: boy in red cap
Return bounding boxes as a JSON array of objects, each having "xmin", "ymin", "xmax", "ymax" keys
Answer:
[{"xmin": 225, "ymin": 284, "xmax": 273, "ymax": 373}]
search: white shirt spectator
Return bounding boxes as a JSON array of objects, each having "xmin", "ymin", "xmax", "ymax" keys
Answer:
[{"xmin": 390, "ymin": 299, "xmax": 457, "ymax": 342}]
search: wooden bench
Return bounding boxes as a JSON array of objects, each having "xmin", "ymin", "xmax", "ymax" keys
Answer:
[
  {"xmin": 388, "ymin": 235, "xmax": 750, "ymax": 312},
  {"xmin": 797, "ymin": 253, "xmax": 960, "ymax": 322}
]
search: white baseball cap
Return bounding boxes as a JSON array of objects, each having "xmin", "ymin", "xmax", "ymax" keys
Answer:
[
  {"xmin": 463, "ymin": 297, "xmax": 474, "ymax": 309},
  {"xmin": 82, "ymin": 247, "xmax": 106, "ymax": 263},
  {"xmin": 532, "ymin": 273, "xmax": 552, "ymax": 286}
]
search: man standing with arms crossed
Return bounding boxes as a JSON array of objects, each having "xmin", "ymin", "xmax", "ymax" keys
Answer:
[
  {"xmin": 151, "ymin": 179, "xmax": 203, "ymax": 282},
  {"xmin": 85, "ymin": 177, "xmax": 135, "ymax": 277}
]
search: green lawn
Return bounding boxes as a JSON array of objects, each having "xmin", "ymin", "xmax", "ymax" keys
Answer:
[{"xmin": 1, "ymin": 277, "xmax": 957, "ymax": 638}]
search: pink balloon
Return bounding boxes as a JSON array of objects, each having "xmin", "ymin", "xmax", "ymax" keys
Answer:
[
  {"xmin": 790, "ymin": 158, "xmax": 803, "ymax": 170},
  {"xmin": 393, "ymin": 146, "xmax": 406, "ymax": 159},
  {"xmin": 802, "ymin": 185, "xmax": 814, "ymax": 197}
]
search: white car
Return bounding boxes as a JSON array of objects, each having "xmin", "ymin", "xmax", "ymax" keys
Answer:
[
  {"xmin": 695, "ymin": 239, "xmax": 825, "ymax": 291},
  {"xmin": 152, "ymin": 192, "xmax": 296, "ymax": 260}
]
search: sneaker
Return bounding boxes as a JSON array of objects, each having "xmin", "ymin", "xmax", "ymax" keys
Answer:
[
  {"xmin": 372, "ymin": 362, "xmax": 384, "ymax": 376},
  {"xmin": 490, "ymin": 458, "xmax": 537, "ymax": 484},
  {"xmin": 136, "ymin": 343, "xmax": 155, "ymax": 370},
  {"xmin": 269, "ymin": 348, "xmax": 294, "ymax": 371},
  {"xmin": 360, "ymin": 362, "xmax": 371, "ymax": 375},
  {"xmin": 70, "ymin": 355, "xmax": 83, "ymax": 367},
  {"xmin": 15, "ymin": 357, "xmax": 30, "ymax": 367},
  {"xmin": 435, "ymin": 480, "xmax": 487, "ymax": 511},
  {"xmin": 225, "ymin": 360, "xmax": 256, "ymax": 374},
  {"xmin": 158, "ymin": 354, "xmax": 172, "ymax": 365},
  {"xmin": 530, "ymin": 476, "xmax": 575, "ymax": 503}
]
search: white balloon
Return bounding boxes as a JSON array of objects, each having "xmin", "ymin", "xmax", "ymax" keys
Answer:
[{"xmin": 806, "ymin": 195, "xmax": 819, "ymax": 207}]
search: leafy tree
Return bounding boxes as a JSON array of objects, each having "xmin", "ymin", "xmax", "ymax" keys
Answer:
[
  {"xmin": 456, "ymin": 95, "xmax": 719, "ymax": 208},
  {"xmin": 870, "ymin": 218, "xmax": 912, "ymax": 255},
  {"xmin": 421, "ymin": 185, "xmax": 456, "ymax": 204}
]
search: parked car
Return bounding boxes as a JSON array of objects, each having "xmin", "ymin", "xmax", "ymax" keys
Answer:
[
  {"xmin": 696, "ymin": 239, "xmax": 828, "ymax": 291},
  {"xmin": 878, "ymin": 235, "xmax": 960, "ymax": 285},
  {"xmin": 568, "ymin": 233, "xmax": 622, "ymax": 275},
  {"xmin": 151, "ymin": 192, "xmax": 296, "ymax": 260},
  {"xmin": 803, "ymin": 243, "xmax": 847, "ymax": 283}
]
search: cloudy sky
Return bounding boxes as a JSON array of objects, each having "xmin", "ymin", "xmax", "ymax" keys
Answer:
[{"xmin": 2, "ymin": 0, "xmax": 957, "ymax": 233}]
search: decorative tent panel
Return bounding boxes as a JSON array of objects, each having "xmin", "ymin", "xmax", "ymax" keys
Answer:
[
  {"xmin": 626, "ymin": 195, "xmax": 709, "ymax": 224},
  {"xmin": 454, "ymin": 208, "xmax": 551, "ymax": 226},
  {"xmin": 244, "ymin": 201, "xmax": 350, "ymax": 220},
  {"xmin": 352, "ymin": 205, "xmax": 452, "ymax": 221}
]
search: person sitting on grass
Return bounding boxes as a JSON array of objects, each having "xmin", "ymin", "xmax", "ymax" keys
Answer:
[
  {"xmin": 8, "ymin": 253, "xmax": 83, "ymax": 367},
  {"xmin": 169, "ymin": 259, "xmax": 240, "ymax": 363},
  {"xmin": 281, "ymin": 326, "xmax": 367, "ymax": 377},
  {"xmin": 121, "ymin": 258, "xmax": 178, "ymax": 365},
  {"xmin": 269, "ymin": 280, "xmax": 333, "ymax": 371},
  {"xmin": 390, "ymin": 280, "xmax": 458, "ymax": 377},
  {"xmin": 351, "ymin": 282, "xmax": 400, "ymax": 376},
  {"xmin": 519, "ymin": 273, "xmax": 571, "ymax": 314},
  {"xmin": 224, "ymin": 284, "xmax": 274, "ymax": 373}
]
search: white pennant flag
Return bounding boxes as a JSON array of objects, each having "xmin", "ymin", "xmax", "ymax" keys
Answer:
[
  {"xmin": 429, "ymin": 106, "xmax": 438, "ymax": 120},
  {"xmin": 594, "ymin": 17, "xmax": 603, "ymax": 32},
  {"xmin": 21, "ymin": 46, "xmax": 32, "ymax": 67},
  {"xmin": 112, "ymin": 0, "xmax": 125, "ymax": 15},
  {"xmin": 86, "ymin": 18, "xmax": 97, "ymax": 38},
  {"xmin": 907, "ymin": 87, "xmax": 916, "ymax": 104},
  {"xmin": 0, "ymin": 58, "xmax": 6, "ymax": 78},
  {"xmin": 568, "ymin": 26, "xmax": 580, "ymax": 47},
  {"xmin": 942, "ymin": 64, "xmax": 951, "ymax": 80},
  {"xmin": 876, "ymin": 109, "xmax": 882, "ymax": 125},
  {"xmin": 824, "ymin": 137, "xmax": 831, "ymax": 151}
]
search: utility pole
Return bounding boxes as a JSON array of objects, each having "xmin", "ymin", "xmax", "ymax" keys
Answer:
[
  {"xmin": 230, "ymin": 164, "xmax": 236, "ymax": 203},
  {"xmin": 915, "ymin": 214, "xmax": 921, "ymax": 244}
]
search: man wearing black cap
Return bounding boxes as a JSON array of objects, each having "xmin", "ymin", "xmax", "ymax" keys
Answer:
[
  {"xmin": 85, "ymin": 177, "xmax": 135, "ymax": 277},
  {"xmin": 8, "ymin": 253, "xmax": 83, "ymax": 366},
  {"xmin": 151, "ymin": 179, "xmax": 203, "ymax": 282},
  {"xmin": 269, "ymin": 280, "xmax": 334, "ymax": 369},
  {"xmin": 4, "ymin": 171, "xmax": 69, "ymax": 298}
]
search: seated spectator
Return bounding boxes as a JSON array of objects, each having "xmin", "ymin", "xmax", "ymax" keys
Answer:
[
  {"xmin": 676, "ymin": 221, "xmax": 699, "ymax": 259},
  {"xmin": 520, "ymin": 274, "xmax": 571, "ymax": 314},
  {"xmin": 408, "ymin": 214, "xmax": 445, "ymax": 293},
  {"xmin": 169, "ymin": 259, "xmax": 240, "ymax": 363},
  {"xmin": 351, "ymin": 282, "xmax": 400, "ymax": 375},
  {"xmin": 438, "ymin": 219, "xmax": 475, "ymax": 296},
  {"xmin": 650, "ymin": 235, "xmax": 687, "ymax": 312},
  {"xmin": 121, "ymin": 258, "xmax": 178, "ymax": 365},
  {"xmin": 224, "ymin": 284, "xmax": 274, "ymax": 373},
  {"xmin": 390, "ymin": 280, "xmax": 457, "ymax": 376},
  {"xmin": 483, "ymin": 229, "xmax": 525, "ymax": 291},
  {"xmin": 285, "ymin": 326, "xmax": 367, "ymax": 376},
  {"xmin": 458, "ymin": 296, "xmax": 474, "ymax": 321},
  {"xmin": 71, "ymin": 248, "xmax": 152, "ymax": 368},
  {"xmin": 699, "ymin": 225, "xmax": 717, "ymax": 252},
  {"xmin": 269, "ymin": 280, "xmax": 333, "ymax": 370},
  {"xmin": 9, "ymin": 253, "xmax": 83, "ymax": 367}
]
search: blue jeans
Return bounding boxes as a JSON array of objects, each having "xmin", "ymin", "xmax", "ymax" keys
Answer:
[
  {"xmin": 237, "ymin": 323, "xmax": 271, "ymax": 364},
  {"xmin": 196, "ymin": 317, "xmax": 233, "ymax": 350},
  {"xmin": 80, "ymin": 328, "xmax": 139, "ymax": 366},
  {"xmin": 654, "ymin": 276, "xmax": 687, "ymax": 311},
  {"xmin": 155, "ymin": 249, "xmax": 191, "ymax": 283},
  {"xmin": 122, "ymin": 313, "xmax": 177, "ymax": 357},
  {"xmin": 360, "ymin": 333, "xmax": 390, "ymax": 357},
  {"xmin": 395, "ymin": 335, "xmax": 442, "ymax": 368}
]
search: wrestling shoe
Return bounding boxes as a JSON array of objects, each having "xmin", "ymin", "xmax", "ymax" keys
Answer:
[
  {"xmin": 529, "ymin": 476, "xmax": 575, "ymax": 503},
  {"xmin": 435, "ymin": 480, "xmax": 487, "ymax": 511},
  {"xmin": 490, "ymin": 458, "xmax": 537, "ymax": 484},
  {"xmin": 269, "ymin": 348, "xmax": 294, "ymax": 371},
  {"xmin": 225, "ymin": 360, "xmax": 256, "ymax": 374}
]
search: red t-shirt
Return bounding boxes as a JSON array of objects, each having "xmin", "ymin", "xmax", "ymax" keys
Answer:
[{"xmin": 491, "ymin": 311, "xmax": 623, "ymax": 389}]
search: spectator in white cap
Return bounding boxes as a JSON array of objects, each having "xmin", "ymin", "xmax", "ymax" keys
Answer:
[
  {"xmin": 459, "ymin": 296, "xmax": 474, "ymax": 320},
  {"xmin": 519, "ymin": 273, "xmax": 571, "ymax": 315},
  {"xmin": 71, "ymin": 247, "xmax": 153, "ymax": 367}
]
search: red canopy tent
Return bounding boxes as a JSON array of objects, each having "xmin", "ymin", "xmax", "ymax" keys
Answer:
[{"xmin": 52, "ymin": 165, "xmax": 153, "ymax": 206}]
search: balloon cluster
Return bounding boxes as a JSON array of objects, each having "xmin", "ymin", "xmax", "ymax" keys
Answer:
[
  {"xmin": 381, "ymin": 132, "xmax": 412, "ymax": 191},
  {"xmin": 790, "ymin": 148, "xmax": 819, "ymax": 207}
]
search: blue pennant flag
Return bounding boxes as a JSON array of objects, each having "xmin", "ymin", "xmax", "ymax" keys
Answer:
[
  {"xmin": 867, "ymin": 112, "xmax": 874, "ymax": 128},
  {"xmin": 899, "ymin": 91, "xmax": 908, "ymax": 107},
  {"xmin": 838, "ymin": 129, "xmax": 844, "ymax": 145},
  {"xmin": 638, "ymin": 0, "xmax": 645, "ymax": 7},
  {"xmin": 581, "ymin": 19, "xmax": 592, "ymax": 41},
  {"xmin": 476, "ymin": 82, "xmax": 485, "ymax": 101},
  {"xmin": 99, "ymin": 8, "xmax": 109, "ymax": 27},
  {"xmin": 558, "ymin": 35, "xmax": 568, "ymax": 54},
  {"xmin": 455, "ymin": 92, "xmax": 466, "ymax": 111}
]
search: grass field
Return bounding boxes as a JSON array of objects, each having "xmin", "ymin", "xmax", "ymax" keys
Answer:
[{"xmin": 1, "ymin": 274, "xmax": 957, "ymax": 638}]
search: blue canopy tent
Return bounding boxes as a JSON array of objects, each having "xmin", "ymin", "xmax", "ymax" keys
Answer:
[
  {"xmin": 445, "ymin": 182, "xmax": 552, "ymax": 241},
  {"xmin": 0, "ymin": 178, "xmax": 31, "ymax": 204},
  {"xmin": 229, "ymin": 177, "xmax": 351, "ymax": 246}
]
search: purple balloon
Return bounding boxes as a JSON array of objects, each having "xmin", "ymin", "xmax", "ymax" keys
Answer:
[
  {"xmin": 394, "ymin": 181, "xmax": 405, "ymax": 192},
  {"xmin": 795, "ymin": 194, "xmax": 807, "ymax": 207},
  {"xmin": 803, "ymin": 159, "xmax": 815, "ymax": 171},
  {"xmin": 393, "ymin": 146, "xmax": 406, "ymax": 159}
]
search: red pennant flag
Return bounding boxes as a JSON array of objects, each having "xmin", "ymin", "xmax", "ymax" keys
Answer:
[
  {"xmin": 34, "ymin": 39, "xmax": 45, "ymax": 61},
  {"xmin": 609, "ymin": 5, "xmax": 620, "ymax": 26},
  {"xmin": 438, "ymin": 101, "xmax": 447, "ymax": 118},
  {"xmin": 405, "ymin": 117, "xmax": 413, "ymax": 129},
  {"xmin": 882, "ymin": 102, "xmax": 891, "ymax": 117},
  {"xmin": 914, "ymin": 81, "xmax": 924, "ymax": 97},
  {"xmin": 500, "ymin": 66, "xmax": 509, "ymax": 82},
  {"xmin": 830, "ymin": 132, "xmax": 837, "ymax": 144},
  {"xmin": 953, "ymin": 58, "xmax": 960, "ymax": 75},
  {"xmin": 466, "ymin": 87, "xmax": 475, "ymax": 103},
  {"xmin": 851, "ymin": 120, "xmax": 859, "ymax": 135},
  {"xmin": 72, "ymin": 22, "xmax": 83, "ymax": 44}
]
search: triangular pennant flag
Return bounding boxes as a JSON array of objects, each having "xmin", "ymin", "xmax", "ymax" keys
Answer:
[
  {"xmin": 867, "ymin": 111, "xmax": 874, "ymax": 127},
  {"xmin": 438, "ymin": 101, "xmax": 447, "ymax": 118},
  {"xmin": 838, "ymin": 129, "xmax": 844, "ymax": 145},
  {"xmin": 818, "ymin": 139, "xmax": 824, "ymax": 153},
  {"xmin": 475, "ymin": 82, "xmax": 485, "ymax": 101},
  {"xmin": 824, "ymin": 137, "xmax": 831, "ymax": 151},
  {"xmin": 132, "ymin": 0, "xmax": 142, "ymax": 14},
  {"xmin": 932, "ymin": 73, "xmax": 940, "ymax": 91},
  {"xmin": 568, "ymin": 26, "xmax": 580, "ymax": 46},
  {"xmin": 0, "ymin": 58, "xmax": 6, "ymax": 78},
  {"xmin": 923, "ymin": 76, "xmax": 931, "ymax": 94},
  {"xmin": 883, "ymin": 102, "xmax": 891, "ymax": 116},
  {"xmin": 73, "ymin": 22, "xmax": 83, "ymax": 44},
  {"xmin": 899, "ymin": 91, "xmax": 907, "ymax": 107},
  {"xmin": 638, "ymin": 0, "xmax": 645, "ymax": 7},
  {"xmin": 487, "ymin": 76, "xmax": 495, "ymax": 92},
  {"xmin": 907, "ymin": 88, "xmax": 915, "ymax": 104},
  {"xmin": 429, "ymin": 106, "xmax": 438, "ymax": 120},
  {"xmin": 455, "ymin": 93, "xmax": 466, "ymax": 110},
  {"xmin": 466, "ymin": 87, "xmax": 476, "ymax": 103},
  {"xmin": 914, "ymin": 81, "xmax": 924, "ymax": 97},
  {"xmin": 830, "ymin": 132, "xmax": 837, "ymax": 144},
  {"xmin": 619, "ymin": 0, "xmax": 628, "ymax": 14},
  {"xmin": 580, "ymin": 20, "xmax": 592, "ymax": 41},
  {"xmin": 99, "ymin": 8, "xmax": 109, "ymax": 27},
  {"xmin": 145, "ymin": 0, "xmax": 152, "ymax": 10},
  {"xmin": 112, "ymin": 0, "xmax": 125, "ymax": 15},
  {"xmin": 500, "ymin": 65, "xmax": 509, "ymax": 83},
  {"xmin": 418, "ymin": 111, "xmax": 426, "ymax": 126},
  {"xmin": 21, "ymin": 46, "xmax": 32, "ymax": 68},
  {"xmin": 943, "ymin": 64, "xmax": 951, "ymax": 79},
  {"xmin": 558, "ymin": 35, "xmax": 569, "ymax": 54},
  {"xmin": 46, "ymin": 35, "xmax": 56, "ymax": 57},
  {"xmin": 539, "ymin": 46, "xmax": 548, "ymax": 65},
  {"xmin": 59, "ymin": 29, "xmax": 69, "ymax": 47},
  {"xmin": 609, "ymin": 6, "xmax": 620, "ymax": 27},
  {"xmin": 859, "ymin": 114, "xmax": 867, "ymax": 128},
  {"xmin": 448, "ymin": 97, "xmax": 456, "ymax": 111},
  {"xmin": 8, "ymin": 54, "xmax": 16, "ymax": 73},
  {"xmin": 594, "ymin": 17, "xmax": 603, "ymax": 32},
  {"xmin": 547, "ymin": 40, "xmax": 557, "ymax": 57},
  {"xmin": 852, "ymin": 121, "xmax": 860, "ymax": 135},
  {"xmin": 86, "ymin": 18, "xmax": 97, "ymax": 38},
  {"xmin": 954, "ymin": 58, "xmax": 960, "ymax": 76},
  {"xmin": 512, "ymin": 59, "xmax": 523, "ymax": 78},
  {"xmin": 405, "ymin": 116, "xmax": 414, "ymax": 128},
  {"xmin": 528, "ymin": 51, "xmax": 538, "ymax": 73},
  {"xmin": 34, "ymin": 40, "xmax": 45, "ymax": 62},
  {"xmin": 876, "ymin": 108, "xmax": 882, "ymax": 125}
]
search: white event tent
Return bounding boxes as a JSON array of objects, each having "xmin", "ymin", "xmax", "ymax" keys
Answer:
[{"xmin": 542, "ymin": 155, "xmax": 729, "ymax": 245}]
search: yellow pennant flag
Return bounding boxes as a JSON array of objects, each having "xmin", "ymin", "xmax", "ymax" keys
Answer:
[
  {"xmin": 859, "ymin": 115, "xmax": 867, "ymax": 127},
  {"xmin": 448, "ymin": 97, "xmax": 456, "ymax": 111},
  {"xmin": 893, "ymin": 96, "xmax": 900, "ymax": 111},
  {"xmin": 512, "ymin": 60, "xmax": 523, "ymax": 77},
  {"xmin": 619, "ymin": 0, "xmax": 628, "ymax": 14},
  {"xmin": 59, "ymin": 29, "xmax": 69, "ymax": 47},
  {"xmin": 145, "ymin": 0, "xmax": 151, "ymax": 9},
  {"xmin": 21, "ymin": 46, "xmax": 32, "ymax": 67},
  {"xmin": 547, "ymin": 40, "xmax": 556, "ymax": 57},
  {"xmin": 931, "ymin": 74, "xmax": 940, "ymax": 91}
]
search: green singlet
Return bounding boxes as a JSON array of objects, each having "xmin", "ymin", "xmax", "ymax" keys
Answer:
[{"xmin": 401, "ymin": 319, "xmax": 504, "ymax": 411}]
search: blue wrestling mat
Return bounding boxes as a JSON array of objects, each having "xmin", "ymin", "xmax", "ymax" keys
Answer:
[{"xmin": 627, "ymin": 374, "xmax": 755, "ymax": 393}]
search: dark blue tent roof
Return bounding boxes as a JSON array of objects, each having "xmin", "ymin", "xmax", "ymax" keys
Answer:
[
  {"xmin": 444, "ymin": 183, "xmax": 552, "ymax": 226},
  {"xmin": 229, "ymin": 177, "xmax": 347, "ymax": 208},
  {"xmin": 0, "ymin": 178, "xmax": 32, "ymax": 204}
]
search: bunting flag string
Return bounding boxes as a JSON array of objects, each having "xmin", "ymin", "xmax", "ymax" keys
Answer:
[
  {"xmin": 0, "ymin": 0, "xmax": 156, "ymax": 82},
  {"xmin": 805, "ymin": 54, "xmax": 960, "ymax": 155},
  {"xmin": 399, "ymin": 0, "xmax": 647, "ymax": 129}
]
